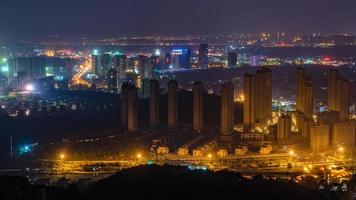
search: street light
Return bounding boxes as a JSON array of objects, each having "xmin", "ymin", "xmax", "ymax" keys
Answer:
[
  {"xmin": 288, "ymin": 150, "xmax": 295, "ymax": 168},
  {"xmin": 25, "ymin": 84, "xmax": 34, "ymax": 92},
  {"xmin": 303, "ymin": 167, "xmax": 310, "ymax": 173},
  {"xmin": 59, "ymin": 153, "xmax": 65, "ymax": 160},
  {"xmin": 136, "ymin": 153, "xmax": 142, "ymax": 159},
  {"xmin": 207, "ymin": 154, "xmax": 212, "ymax": 159},
  {"xmin": 338, "ymin": 146, "xmax": 345, "ymax": 161},
  {"xmin": 58, "ymin": 153, "xmax": 66, "ymax": 172},
  {"xmin": 338, "ymin": 147, "xmax": 344, "ymax": 152}
]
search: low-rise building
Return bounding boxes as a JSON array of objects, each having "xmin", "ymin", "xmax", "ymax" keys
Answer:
[
  {"xmin": 157, "ymin": 146, "xmax": 169, "ymax": 155},
  {"xmin": 259, "ymin": 144, "xmax": 272, "ymax": 155},
  {"xmin": 217, "ymin": 149, "xmax": 228, "ymax": 158},
  {"xmin": 177, "ymin": 147, "xmax": 189, "ymax": 156},
  {"xmin": 193, "ymin": 149, "xmax": 204, "ymax": 157},
  {"xmin": 235, "ymin": 146, "xmax": 248, "ymax": 156}
]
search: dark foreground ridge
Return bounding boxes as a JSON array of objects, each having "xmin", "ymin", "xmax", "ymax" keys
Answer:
[
  {"xmin": 85, "ymin": 165, "xmax": 325, "ymax": 200},
  {"xmin": 0, "ymin": 165, "xmax": 353, "ymax": 200}
]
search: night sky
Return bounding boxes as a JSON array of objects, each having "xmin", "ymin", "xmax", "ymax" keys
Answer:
[{"xmin": 0, "ymin": 0, "xmax": 355, "ymax": 42}]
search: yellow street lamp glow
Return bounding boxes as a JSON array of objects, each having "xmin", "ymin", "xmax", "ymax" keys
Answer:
[
  {"xmin": 207, "ymin": 154, "xmax": 212, "ymax": 159},
  {"xmin": 338, "ymin": 147, "xmax": 344, "ymax": 152},
  {"xmin": 59, "ymin": 153, "xmax": 65, "ymax": 160},
  {"xmin": 289, "ymin": 150, "xmax": 294, "ymax": 156},
  {"xmin": 136, "ymin": 153, "xmax": 142, "ymax": 159}
]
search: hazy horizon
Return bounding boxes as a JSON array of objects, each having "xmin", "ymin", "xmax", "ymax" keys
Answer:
[{"xmin": 0, "ymin": 0, "xmax": 355, "ymax": 42}]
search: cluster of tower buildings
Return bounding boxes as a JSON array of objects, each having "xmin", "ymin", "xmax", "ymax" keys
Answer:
[
  {"xmin": 328, "ymin": 69, "xmax": 350, "ymax": 122},
  {"xmin": 120, "ymin": 65, "xmax": 354, "ymax": 154},
  {"xmin": 7, "ymin": 56, "xmax": 73, "ymax": 89},
  {"xmin": 276, "ymin": 67, "xmax": 314, "ymax": 143},
  {"xmin": 120, "ymin": 68, "xmax": 274, "ymax": 138},
  {"xmin": 120, "ymin": 79, "xmax": 235, "ymax": 137},
  {"xmin": 92, "ymin": 52, "xmax": 155, "ymax": 94},
  {"xmin": 310, "ymin": 69, "xmax": 353, "ymax": 153},
  {"xmin": 276, "ymin": 67, "xmax": 354, "ymax": 154}
]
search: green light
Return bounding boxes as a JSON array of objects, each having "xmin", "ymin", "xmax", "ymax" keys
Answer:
[
  {"xmin": 2, "ymin": 58, "xmax": 7, "ymax": 62},
  {"xmin": 45, "ymin": 66, "xmax": 54, "ymax": 76},
  {"xmin": 113, "ymin": 51, "xmax": 122, "ymax": 56},
  {"xmin": 1, "ymin": 66, "xmax": 8, "ymax": 72}
]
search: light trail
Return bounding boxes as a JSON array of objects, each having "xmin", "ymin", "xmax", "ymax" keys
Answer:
[{"xmin": 71, "ymin": 57, "xmax": 92, "ymax": 87}]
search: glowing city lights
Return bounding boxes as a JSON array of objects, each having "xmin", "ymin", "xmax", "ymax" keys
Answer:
[{"xmin": 25, "ymin": 84, "xmax": 34, "ymax": 92}]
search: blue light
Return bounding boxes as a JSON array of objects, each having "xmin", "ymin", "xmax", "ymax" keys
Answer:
[
  {"xmin": 113, "ymin": 51, "xmax": 122, "ymax": 56},
  {"xmin": 154, "ymin": 49, "xmax": 161, "ymax": 56},
  {"xmin": 86, "ymin": 73, "xmax": 96, "ymax": 79},
  {"xmin": 172, "ymin": 49, "xmax": 183, "ymax": 55},
  {"xmin": 305, "ymin": 59, "xmax": 313, "ymax": 64},
  {"xmin": 187, "ymin": 165, "xmax": 208, "ymax": 171},
  {"xmin": 19, "ymin": 145, "xmax": 32, "ymax": 154},
  {"xmin": 1, "ymin": 66, "xmax": 8, "ymax": 72},
  {"xmin": 54, "ymin": 75, "xmax": 64, "ymax": 81}
]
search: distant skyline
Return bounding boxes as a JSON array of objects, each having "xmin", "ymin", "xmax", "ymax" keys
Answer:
[{"xmin": 0, "ymin": 0, "xmax": 355, "ymax": 42}]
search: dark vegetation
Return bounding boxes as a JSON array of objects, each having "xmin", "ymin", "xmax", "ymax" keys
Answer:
[{"xmin": 1, "ymin": 165, "xmax": 354, "ymax": 200}]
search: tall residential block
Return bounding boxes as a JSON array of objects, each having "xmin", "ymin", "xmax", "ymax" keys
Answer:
[
  {"xmin": 332, "ymin": 121, "xmax": 356, "ymax": 147},
  {"xmin": 243, "ymin": 68, "xmax": 272, "ymax": 129},
  {"xmin": 255, "ymin": 68, "xmax": 272, "ymax": 123},
  {"xmin": 339, "ymin": 79, "xmax": 350, "ymax": 121},
  {"xmin": 193, "ymin": 81, "xmax": 204, "ymax": 132},
  {"xmin": 277, "ymin": 114, "xmax": 291, "ymax": 141},
  {"xmin": 127, "ymin": 85, "xmax": 138, "ymax": 132},
  {"xmin": 243, "ymin": 74, "xmax": 256, "ymax": 129},
  {"xmin": 302, "ymin": 118, "xmax": 312, "ymax": 138},
  {"xmin": 168, "ymin": 80, "xmax": 178, "ymax": 128},
  {"xmin": 120, "ymin": 83, "xmax": 128, "ymax": 127},
  {"xmin": 328, "ymin": 70, "xmax": 350, "ymax": 122},
  {"xmin": 149, "ymin": 79, "xmax": 160, "ymax": 127},
  {"xmin": 221, "ymin": 82, "xmax": 234, "ymax": 135},
  {"xmin": 296, "ymin": 67, "xmax": 306, "ymax": 113},
  {"xmin": 328, "ymin": 69, "xmax": 338, "ymax": 111},
  {"xmin": 295, "ymin": 67, "xmax": 313, "ymax": 137},
  {"xmin": 310, "ymin": 124, "xmax": 330, "ymax": 153},
  {"xmin": 304, "ymin": 83, "xmax": 313, "ymax": 120},
  {"xmin": 113, "ymin": 54, "xmax": 128, "ymax": 93}
]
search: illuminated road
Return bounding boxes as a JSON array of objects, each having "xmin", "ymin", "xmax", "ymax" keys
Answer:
[
  {"xmin": 72, "ymin": 57, "xmax": 92, "ymax": 87},
  {"xmin": 14, "ymin": 132, "xmax": 355, "ymax": 179}
]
